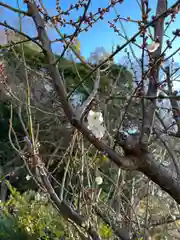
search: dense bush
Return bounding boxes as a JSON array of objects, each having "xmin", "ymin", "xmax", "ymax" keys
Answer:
[{"xmin": 0, "ymin": 182, "xmax": 67, "ymax": 240}]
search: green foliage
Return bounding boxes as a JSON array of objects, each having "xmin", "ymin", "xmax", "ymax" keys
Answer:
[
  {"xmin": 0, "ymin": 182, "xmax": 67, "ymax": 240},
  {"xmin": 99, "ymin": 223, "xmax": 112, "ymax": 239},
  {"xmin": 0, "ymin": 216, "xmax": 30, "ymax": 240}
]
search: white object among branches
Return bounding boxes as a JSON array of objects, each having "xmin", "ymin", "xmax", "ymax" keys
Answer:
[
  {"xmin": 87, "ymin": 110, "xmax": 106, "ymax": 139},
  {"xmin": 147, "ymin": 41, "xmax": 160, "ymax": 53}
]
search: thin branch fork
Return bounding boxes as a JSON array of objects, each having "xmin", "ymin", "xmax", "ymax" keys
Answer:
[
  {"xmin": 27, "ymin": 2, "xmax": 74, "ymax": 121},
  {"xmin": 76, "ymin": 68, "xmax": 100, "ymax": 121},
  {"xmin": 166, "ymin": 66, "xmax": 180, "ymax": 132},
  {"xmin": 59, "ymin": 0, "xmax": 91, "ymax": 59},
  {"xmin": 0, "ymin": 21, "xmax": 42, "ymax": 50}
]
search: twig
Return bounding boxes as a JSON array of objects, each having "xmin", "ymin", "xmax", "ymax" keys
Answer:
[
  {"xmin": 0, "ymin": 37, "xmax": 39, "ymax": 49},
  {"xmin": 60, "ymin": 131, "xmax": 77, "ymax": 200},
  {"xmin": 0, "ymin": 21, "xmax": 43, "ymax": 50},
  {"xmin": 0, "ymin": 1, "xmax": 30, "ymax": 16},
  {"xmin": 59, "ymin": 0, "xmax": 91, "ymax": 59},
  {"xmin": 141, "ymin": 0, "xmax": 167, "ymax": 142},
  {"xmin": 76, "ymin": 69, "xmax": 100, "ymax": 121}
]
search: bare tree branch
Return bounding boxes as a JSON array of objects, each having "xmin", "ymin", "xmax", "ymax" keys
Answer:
[
  {"xmin": 0, "ymin": 21, "xmax": 42, "ymax": 49},
  {"xmin": 94, "ymin": 206, "xmax": 131, "ymax": 240},
  {"xmin": 142, "ymin": 0, "xmax": 167, "ymax": 142},
  {"xmin": 139, "ymin": 151, "xmax": 180, "ymax": 203},
  {"xmin": 0, "ymin": 1, "xmax": 30, "ymax": 16},
  {"xmin": 76, "ymin": 69, "xmax": 100, "ymax": 121},
  {"xmin": 59, "ymin": 0, "xmax": 92, "ymax": 59}
]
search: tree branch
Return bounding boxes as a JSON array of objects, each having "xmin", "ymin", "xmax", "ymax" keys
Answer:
[
  {"xmin": 142, "ymin": 0, "xmax": 167, "ymax": 141},
  {"xmin": 59, "ymin": 0, "xmax": 91, "ymax": 59},
  {"xmin": 0, "ymin": 1, "xmax": 30, "ymax": 16},
  {"xmin": 94, "ymin": 206, "xmax": 131, "ymax": 240},
  {"xmin": 27, "ymin": 2, "xmax": 74, "ymax": 120},
  {"xmin": 139, "ymin": 152, "xmax": 180, "ymax": 204},
  {"xmin": 0, "ymin": 21, "xmax": 42, "ymax": 49},
  {"xmin": 76, "ymin": 69, "xmax": 100, "ymax": 121}
]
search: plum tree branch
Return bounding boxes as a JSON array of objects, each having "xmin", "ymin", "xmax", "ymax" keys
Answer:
[
  {"xmin": 59, "ymin": 0, "xmax": 92, "ymax": 59},
  {"xmin": 139, "ymin": 151, "xmax": 180, "ymax": 204},
  {"xmin": 141, "ymin": 0, "xmax": 167, "ymax": 143}
]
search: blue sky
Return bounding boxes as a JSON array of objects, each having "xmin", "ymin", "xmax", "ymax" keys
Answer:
[{"xmin": 0, "ymin": 0, "xmax": 180, "ymax": 63}]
